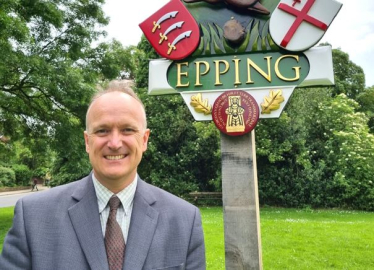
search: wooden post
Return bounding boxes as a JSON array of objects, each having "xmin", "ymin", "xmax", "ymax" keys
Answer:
[{"xmin": 221, "ymin": 130, "xmax": 262, "ymax": 270}]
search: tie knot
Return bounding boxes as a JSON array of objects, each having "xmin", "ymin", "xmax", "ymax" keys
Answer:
[{"xmin": 108, "ymin": 195, "xmax": 121, "ymax": 210}]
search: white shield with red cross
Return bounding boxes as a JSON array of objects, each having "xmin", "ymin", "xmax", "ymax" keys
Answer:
[
  {"xmin": 269, "ymin": 0, "xmax": 342, "ymax": 52},
  {"xmin": 139, "ymin": 0, "xmax": 200, "ymax": 60}
]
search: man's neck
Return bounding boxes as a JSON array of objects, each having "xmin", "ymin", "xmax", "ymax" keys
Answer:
[{"xmin": 92, "ymin": 173, "xmax": 137, "ymax": 194}]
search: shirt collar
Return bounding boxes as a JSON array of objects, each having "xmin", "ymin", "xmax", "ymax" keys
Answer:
[{"xmin": 92, "ymin": 173, "xmax": 138, "ymax": 215}]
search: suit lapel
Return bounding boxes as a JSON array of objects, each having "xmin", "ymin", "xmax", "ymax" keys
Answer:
[
  {"xmin": 123, "ymin": 179, "xmax": 159, "ymax": 270},
  {"xmin": 68, "ymin": 175, "xmax": 109, "ymax": 270}
]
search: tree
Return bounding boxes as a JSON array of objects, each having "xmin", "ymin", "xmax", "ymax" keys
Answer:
[
  {"xmin": 256, "ymin": 45, "xmax": 374, "ymax": 210},
  {"xmin": 0, "ymin": 0, "xmax": 107, "ymax": 131},
  {"xmin": 357, "ymin": 86, "xmax": 374, "ymax": 133},
  {"xmin": 0, "ymin": 0, "xmax": 131, "ymax": 184},
  {"xmin": 307, "ymin": 94, "xmax": 374, "ymax": 209},
  {"xmin": 331, "ymin": 47, "xmax": 366, "ymax": 100}
]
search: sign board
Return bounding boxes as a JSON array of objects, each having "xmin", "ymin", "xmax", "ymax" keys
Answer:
[
  {"xmin": 141, "ymin": 0, "xmax": 342, "ymax": 126},
  {"xmin": 148, "ymin": 45, "xmax": 334, "ymax": 120}
]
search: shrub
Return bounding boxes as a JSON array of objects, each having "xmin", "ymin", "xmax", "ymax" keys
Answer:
[
  {"xmin": 12, "ymin": 164, "xmax": 32, "ymax": 186},
  {"xmin": 0, "ymin": 166, "xmax": 16, "ymax": 187},
  {"xmin": 32, "ymin": 167, "xmax": 48, "ymax": 179}
]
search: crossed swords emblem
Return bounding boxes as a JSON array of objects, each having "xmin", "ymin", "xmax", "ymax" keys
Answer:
[{"xmin": 152, "ymin": 11, "xmax": 193, "ymax": 55}]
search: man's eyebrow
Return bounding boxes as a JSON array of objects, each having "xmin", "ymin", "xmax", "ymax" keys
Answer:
[
  {"xmin": 120, "ymin": 123, "xmax": 139, "ymax": 128},
  {"xmin": 92, "ymin": 124, "xmax": 109, "ymax": 129},
  {"xmin": 89, "ymin": 124, "xmax": 109, "ymax": 132}
]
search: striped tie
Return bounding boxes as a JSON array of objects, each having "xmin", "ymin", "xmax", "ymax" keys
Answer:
[{"xmin": 105, "ymin": 195, "xmax": 125, "ymax": 270}]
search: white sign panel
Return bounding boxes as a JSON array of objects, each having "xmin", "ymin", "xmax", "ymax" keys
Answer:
[{"xmin": 269, "ymin": 0, "xmax": 342, "ymax": 52}]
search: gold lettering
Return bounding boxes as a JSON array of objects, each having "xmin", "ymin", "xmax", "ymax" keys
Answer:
[
  {"xmin": 214, "ymin": 60, "xmax": 229, "ymax": 86},
  {"xmin": 176, "ymin": 62, "xmax": 190, "ymax": 87},
  {"xmin": 275, "ymin": 55, "xmax": 300, "ymax": 81},
  {"xmin": 233, "ymin": 58, "xmax": 241, "ymax": 86},
  {"xmin": 173, "ymin": 53, "xmax": 304, "ymax": 89},
  {"xmin": 195, "ymin": 61, "xmax": 210, "ymax": 86},
  {"xmin": 246, "ymin": 56, "xmax": 272, "ymax": 84}
]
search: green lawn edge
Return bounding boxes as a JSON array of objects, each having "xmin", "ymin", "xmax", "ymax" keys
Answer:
[{"xmin": 1, "ymin": 206, "xmax": 373, "ymax": 269}]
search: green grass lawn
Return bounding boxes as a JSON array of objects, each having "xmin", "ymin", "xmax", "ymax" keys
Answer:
[
  {"xmin": 0, "ymin": 207, "xmax": 14, "ymax": 251},
  {"xmin": 1, "ymin": 206, "xmax": 373, "ymax": 269},
  {"xmin": 201, "ymin": 207, "xmax": 374, "ymax": 270}
]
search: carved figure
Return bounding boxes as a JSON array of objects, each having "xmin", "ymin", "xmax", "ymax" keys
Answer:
[
  {"xmin": 183, "ymin": 0, "xmax": 270, "ymax": 15},
  {"xmin": 226, "ymin": 96, "xmax": 245, "ymax": 132}
]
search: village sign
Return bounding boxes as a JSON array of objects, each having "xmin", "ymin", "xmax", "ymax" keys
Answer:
[
  {"xmin": 140, "ymin": 0, "xmax": 342, "ymax": 129},
  {"xmin": 139, "ymin": 0, "xmax": 342, "ymax": 268}
]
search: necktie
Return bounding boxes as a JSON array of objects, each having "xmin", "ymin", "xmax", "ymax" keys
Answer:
[{"xmin": 105, "ymin": 195, "xmax": 125, "ymax": 270}]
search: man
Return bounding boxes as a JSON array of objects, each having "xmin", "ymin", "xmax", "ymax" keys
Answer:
[
  {"xmin": 0, "ymin": 81, "xmax": 206, "ymax": 270},
  {"xmin": 31, "ymin": 177, "xmax": 38, "ymax": 191}
]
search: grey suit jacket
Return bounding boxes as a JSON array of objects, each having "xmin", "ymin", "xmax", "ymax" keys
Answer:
[{"xmin": 0, "ymin": 174, "xmax": 206, "ymax": 270}]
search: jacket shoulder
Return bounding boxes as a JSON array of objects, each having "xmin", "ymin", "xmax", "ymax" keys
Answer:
[{"xmin": 137, "ymin": 179, "xmax": 197, "ymax": 212}]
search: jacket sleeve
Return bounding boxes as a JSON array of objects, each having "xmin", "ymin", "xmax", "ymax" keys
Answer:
[
  {"xmin": 186, "ymin": 207, "xmax": 206, "ymax": 270},
  {"xmin": 0, "ymin": 199, "xmax": 32, "ymax": 270}
]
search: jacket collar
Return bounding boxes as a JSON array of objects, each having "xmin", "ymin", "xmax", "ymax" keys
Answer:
[
  {"xmin": 123, "ymin": 179, "xmax": 159, "ymax": 269},
  {"xmin": 68, "ymin": 174, "xmax": 109, "ymax": 270}
]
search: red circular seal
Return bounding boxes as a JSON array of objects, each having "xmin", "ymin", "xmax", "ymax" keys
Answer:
[{"xmin": 212, "ymin": 90, "xmax": 259, "ymax": 136}]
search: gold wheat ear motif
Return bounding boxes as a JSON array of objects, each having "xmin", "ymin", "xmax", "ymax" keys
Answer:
[
  {"xmin": 261, "ymin": 90, "xmax": 285, "ymax": 114},
  {"xmin": 190, "ymin": 93, "xmax": 212, "ymax": 115}
]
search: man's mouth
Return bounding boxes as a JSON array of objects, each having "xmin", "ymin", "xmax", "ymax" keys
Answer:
[{"xmin": 105, "ymin": 155, "xmax": 126, "ymax": 160}]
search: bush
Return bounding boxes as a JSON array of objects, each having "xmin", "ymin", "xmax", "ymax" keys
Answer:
[
  {"xmin": 0, "ymin": 166, "xmax": 16, "ymax": 187},
  {"xmin": 12, "ymin": 164, "xmax": 32, "ymax": 186},
  {"xmin": 51, "ymin": 156, "xmax": 92, "ymax": 187},
  {"xmin": 32, "ymin": 167, "xmax": 48, "ymax": 179}
]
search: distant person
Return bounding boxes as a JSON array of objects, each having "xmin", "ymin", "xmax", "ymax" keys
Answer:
[
  {"xmin": 31, "ymin": 178, "xmax": 38, "ymax": 191},
  {"xmin": 0, "ymin": 81, "xmax": 206, "ymax": 270}
]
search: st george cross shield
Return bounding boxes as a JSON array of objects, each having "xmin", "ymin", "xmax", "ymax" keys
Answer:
[
  {"xmin": 139, "ymin": 0, "xmax": 200, "ymax": 60},
  {"xmin": 269, "ymin": 0, "xmax": 342, "ymax": 52}
]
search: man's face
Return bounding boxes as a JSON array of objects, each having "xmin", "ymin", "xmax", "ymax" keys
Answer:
[{"xmin": 84, "ymin": 92, "xmax": 150, "ymax": 189}]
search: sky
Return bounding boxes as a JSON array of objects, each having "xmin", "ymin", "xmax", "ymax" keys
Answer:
[{"xmin": 102, "ymin": 0, "xmax": 374, "ymax": 87}]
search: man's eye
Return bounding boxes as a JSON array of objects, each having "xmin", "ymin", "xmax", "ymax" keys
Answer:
[
  {"xmin": 122, "ymin": 128, "xmax": 136, "ymax": 135},
  {"xmin": 95, "ymin": 129, "xmax": 108, "ymax": 136}
]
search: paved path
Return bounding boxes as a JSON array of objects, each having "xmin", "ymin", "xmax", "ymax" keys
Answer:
[{"xmin": 0, "ymin": 186, "xmax": 50, "ymax": 208}]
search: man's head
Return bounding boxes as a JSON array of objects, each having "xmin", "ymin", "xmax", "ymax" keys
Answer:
[{"xmin": 84, "ymin": 81, "xmax": 150, "ymax": 192}]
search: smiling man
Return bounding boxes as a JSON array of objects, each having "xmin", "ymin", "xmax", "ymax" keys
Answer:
[
  {"xmin": 0, "ymin": 81, "xmax": 206, "ymax": 270},
  {"xmin": 84, "ymin": 87, "xmax": 150, "ymax": 193}
]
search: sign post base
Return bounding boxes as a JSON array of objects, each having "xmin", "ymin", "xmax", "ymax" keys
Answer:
[{"xmin": 221, "ymin": 130, "xmax": 262, "ymax": 270}]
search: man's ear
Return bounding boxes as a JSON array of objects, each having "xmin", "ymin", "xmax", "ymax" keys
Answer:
[
  {"xmin": 84, "ymin": 131, "xmax": 90, "ymax": 153},
  {"xmin": 142, "ymin": 129, "xmax": 150, "ymax": 152}
]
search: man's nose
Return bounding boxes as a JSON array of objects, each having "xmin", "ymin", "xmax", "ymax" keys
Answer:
[{"xmin": 107, "ymin": 130, "xmax": 122, "ymax": 149}]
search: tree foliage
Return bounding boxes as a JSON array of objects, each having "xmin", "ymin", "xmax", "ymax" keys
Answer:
[
  {"xmin": 256, "ymin": 47, "xmax": 374, "ymax": 210},
  {"xmin": 0, "ymin": 0, "xmax": 132, "ymax": 184},
  {"xmin": 356, "ymin": 86, "xmax": 374, "ymax": 133},
  {"xmin": 312, "ymin": 94, "xmax": 374, "ymax": 209},
  {"xmin": 331, "ymin": 48, "xmax": 366, "ymax": 99},
  {"xmin": 0, "ymin": 166, "xmax": 16, "ymax": 187}
]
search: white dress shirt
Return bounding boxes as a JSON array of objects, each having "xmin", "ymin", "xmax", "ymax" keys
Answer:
[{"xmin": 92, "ymin": 174, "xmax": 137, "ymax": 243}]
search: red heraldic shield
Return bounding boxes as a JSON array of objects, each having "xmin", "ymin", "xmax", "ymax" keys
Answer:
[
  {"xmin": 139, "ymin": 0, "xmax": 200, "ymax": 60},
  {"xmin": 269, "ymin": 0, "xmax": 342, "ymax": 52}
]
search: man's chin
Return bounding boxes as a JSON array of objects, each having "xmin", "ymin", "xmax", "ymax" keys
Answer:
[{"xmin": 100, "ymin": 170, "xmax": 134, "ymax": 183}]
